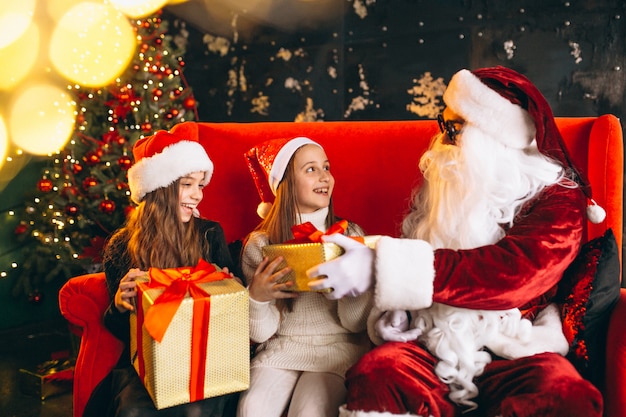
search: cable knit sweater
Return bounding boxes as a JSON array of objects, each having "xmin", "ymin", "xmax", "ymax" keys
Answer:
[{"xmin": 241, "ymin": 207, "xmax": 374, "ymax": 377}]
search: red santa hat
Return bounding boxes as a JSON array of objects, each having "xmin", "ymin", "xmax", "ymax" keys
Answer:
[
  {"xmin": 244, "ymin": 136, "xmax": 321, "ymax": 218},
  {"xmin": 128, "ymin": 121, "xmax": 213, "ymax": 204},
  {"xmin": 443, "ymin": 66, "xmax": 605, "ymax": 224}
]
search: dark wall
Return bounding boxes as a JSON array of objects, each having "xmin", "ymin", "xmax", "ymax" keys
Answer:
[{"xmin": 170, "ymin": 0, "xmax": 626, "ymax": 123}]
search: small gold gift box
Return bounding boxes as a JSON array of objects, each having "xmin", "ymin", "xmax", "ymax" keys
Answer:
[
  {"xmin": 130, "ymin": 265, "xmax": 249, "ymax": 410},
  {"xmin": 262, "ymin": 235, "xmax": 379, "ymax": 292},
  {"xmin": 19, "ymin": 359, "xmax": 74, "ymax": 400}
]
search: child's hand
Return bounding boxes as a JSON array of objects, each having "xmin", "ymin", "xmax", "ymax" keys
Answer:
[
  {"xmin": 114, "ymin": 268, "xmax": 145, "ymax": 313},
  {"xmin": 221, "ymin": 267, "xmax": 244, "ymax": 286},
  {"xmin": 248, "ymin": 256, "xmax": 298, "ymax": 302}
]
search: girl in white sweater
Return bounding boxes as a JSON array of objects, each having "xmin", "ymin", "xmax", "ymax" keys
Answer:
[{"xmin": 237, "ymin": 137, "xmax": 373, "ymax": 417}]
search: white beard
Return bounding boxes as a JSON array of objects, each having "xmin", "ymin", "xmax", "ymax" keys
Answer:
[
  {"xmin": 403, "ymin": 125, "xmax": 563, "ymax": 250},
  {"xmin": 401, "ymin": 126, "xmax": 568, "ymax": 411}
]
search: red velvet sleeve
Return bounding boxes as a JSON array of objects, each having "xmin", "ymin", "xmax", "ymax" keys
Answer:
[{"xmin": 432, "ymin": 184, "xmax": 586, "ymax": 310}]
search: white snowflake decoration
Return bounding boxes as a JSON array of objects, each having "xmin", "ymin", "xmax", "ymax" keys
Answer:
[{"xmin": 406, "ymin": 72, "xmax": 447, "ymax": 118}]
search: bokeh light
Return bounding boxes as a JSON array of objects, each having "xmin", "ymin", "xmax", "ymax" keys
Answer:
[
  {"xmin": 49, "ymin": 2, "xmax": 136, "ymax": 87},
  {"xmin": 9, "ymin": 83, "xmax": 76, "ymax": 155},
  {"xmin": 0, "ymin": 24, "xmax": 40, "ymax": 91},
  {"xmin": 109, "ymin": 0, "xmax": 169, "ymax": 18},
  {"xmin": 0, "ymin": 0, "xmax": 36, "ymax": 49},
  {"xmin": 0, "ymin": 116, "xmax": 7, "ymax": 170}
]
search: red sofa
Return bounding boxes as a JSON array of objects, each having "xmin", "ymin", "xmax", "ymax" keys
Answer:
[{"xmin": 59, "ymin": 117, "xmax": 624, "ymax": 417}]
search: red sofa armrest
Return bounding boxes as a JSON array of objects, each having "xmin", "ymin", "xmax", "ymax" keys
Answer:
[
  {"xmin": 605, "ymin": 288, "xmax": 626, "ymax": 417},
  {"xmin": 58, "ymin": 273, "xmax": 124, "ymax": 417}
]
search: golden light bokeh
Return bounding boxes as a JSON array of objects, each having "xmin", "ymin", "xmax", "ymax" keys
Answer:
[
  {"xmin": 109, "ymin": 0, "xmax": 169, "ymax": 18},
  {"xmin": 49, "ymin": 2, "xmax": 136, "ymax": 87},
  {"xmin": 0, "ymin": 24, "xmax": 40, "ymax": 91},
  {"xmin": 0, "ymin": 0, "xmax": 36, "ymax": 49},
  {"xmin": 0, "ymin": 116, "xmax": 7, "ymax": 170},
  {"xmin": 9, "ymin": 84, "xmax": 76, "ymax": 155}
]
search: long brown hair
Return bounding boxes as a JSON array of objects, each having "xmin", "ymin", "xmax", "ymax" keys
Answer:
[
  {"xmin": 251, "ymin": 145, "xmax": 338, "ymax": 312},
  {"xmin": 124, "ymin": 179, "xmax": 207, "ymax": 269}
]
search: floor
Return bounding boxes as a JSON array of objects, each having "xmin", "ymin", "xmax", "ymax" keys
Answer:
[{"xmin": 0, "ymin": 319, "xmax": 74, "ymax": 417}]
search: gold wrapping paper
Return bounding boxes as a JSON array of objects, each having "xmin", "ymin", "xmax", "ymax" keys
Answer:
[
  {"xmin": 262, "ymin": 235, "xmax": 380, "ymax": 292},
  {"xmin": 130, "ymin": 277, "xmax": 249, "ymax": 410},
  {"xmin": 19, "ymin": 360, "xmax": 74, "ymax": 400}
]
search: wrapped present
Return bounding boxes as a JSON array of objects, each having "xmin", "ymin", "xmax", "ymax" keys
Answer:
[
  {"xmin": 130, "ymin": 259, "xmax": 249, "ymax": 410},
  {"xmin": 19, "ymin": 359, "xmax": 75, "ymax": 400},
  {"xmin": 262, "ymin": 220, "xmax": 379, "ymax": 292}
]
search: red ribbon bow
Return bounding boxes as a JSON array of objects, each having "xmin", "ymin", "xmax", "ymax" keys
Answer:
[
  {"xmin": 135, "ymin": 258, "xmax": 230, "ymax": 402},
  {"xmin": 288, "ymin": 219, "xmax": 349, "ymax": 243}
]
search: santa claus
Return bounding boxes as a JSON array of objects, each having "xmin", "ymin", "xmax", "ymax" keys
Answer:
[{"xmin": 308, "ymin": 66, "xmax": 605, "ymax": 417}]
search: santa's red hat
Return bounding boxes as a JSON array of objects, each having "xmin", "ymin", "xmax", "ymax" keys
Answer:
[
  {"xmin": 128, "ymin": 121, "xmax": 213, "ymax": 204},
  {"xmin": 443, "ymin": 66, "xmax": 605, "ymax": 224},
  {"xmin": 244, "ymin": 136, "xmax": 321, "ymax": 218}
]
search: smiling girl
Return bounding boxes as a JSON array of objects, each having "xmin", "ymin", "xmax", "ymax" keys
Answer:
[
  {"xmin": 237, "ymin": 137, "xmax": 373, "ymax": 417},
  {"xmin": 84, "ymin": 122, "xmax": 241, "ymax": 417}
]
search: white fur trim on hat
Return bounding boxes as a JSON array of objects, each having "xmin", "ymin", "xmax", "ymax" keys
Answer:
[
  {"xmin": 338, "ymin": 405, "xmax": 420, "ymax": 417},
  {"xmin": 268, "ymin": 136, "xmax": 320, "ymax": 194},
  {"xmin": 374, "ymin": 237, "xmax": 435, "ymax": 311},
  {"xmin": 128, "ymin": 141, "xmax": 213, "ymax": 203},
  {"xmin": 443, "ymin": 69, "xmax": 536, "ymax": 149}
]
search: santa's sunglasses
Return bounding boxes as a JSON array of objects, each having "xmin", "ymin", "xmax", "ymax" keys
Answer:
[{"xmin": 437, "ymin": 114, "xmax": 460, "ymax": 145}]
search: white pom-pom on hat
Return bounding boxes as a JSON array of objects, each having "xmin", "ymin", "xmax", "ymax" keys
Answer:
[{"xmin": 587, "ymin": 199, "xmax": 606, "ymax": 224}]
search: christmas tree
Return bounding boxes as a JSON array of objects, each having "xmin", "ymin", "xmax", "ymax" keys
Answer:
[{"xmin": 7, "ymin": 12, "xmax": 197, "ymax": 300}]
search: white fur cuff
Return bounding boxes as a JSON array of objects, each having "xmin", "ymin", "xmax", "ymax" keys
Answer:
[
  {"xmin": 374, "ymin": 237, "xmax": 435, "ymax": 311},
  {"xmin": 339, "ymin": 405, "xmax": 422, "ymax": 417}
]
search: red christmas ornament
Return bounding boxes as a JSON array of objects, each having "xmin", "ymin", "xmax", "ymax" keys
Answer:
[
  {"xmin": 61, "ymin": 186, "xmax": 78, "ymax": 197},
  {"xmin": 183, "ymin": 97, "xmax": 196, "ymax": 109},
  {"xmin": 165, "ymin": 109, "xmax": 179, "ymax": 120},
  {"xmin": 37, "ymin": 178, "xmax": 53, "ymax": 192},
  {"xmin": 84, "ymin": 151, "xmax": 101, "ymax": 165},
  {"xmin": 14, "ymin": 223, "xmax": 28, "ymax": 235},
  {"xmin": 116, "ymin": 181, "xmax": 129, "ymax": 191},
  {"xmin": 116, "ymin": 136, "xmax": 126, "ymax": 146},
  {"xmin": 152, "ymin": 88, "xmax": 163, "ymax": 98},
  {"xmin": 99, "ymin": 199, "xmax": 116, "ymax": 214},
  {"xmin": 141, "ymin": 122, "xmax": 152, "ymax": 132},
  {"xmin": 124, "ymin": 205, "xmax": 136, "ymax": 217},
  {"xmin": 118, "ymin": 155, "xmax": 132, "ymax": 170},
  {"xmin": 28, "ymin": 290, "xmax": 44, "ymax": 305},
  {"xmin": 173, "ymin": 89, "xmax": 182, "ymax": 97},
  {"xmin": 102, "ymin": 131, "xmax": 119, "ymax": 144},
  {"xmin": 73, "ymin": 163, "xmax": 83, "ymax": 174},
  {"xmin": 82, "ymin": 177, "xmax": 98, "ymax": 190},
  {"xmin": 65, "ymin": 202, "xmax": 80, "ymax": 216}
]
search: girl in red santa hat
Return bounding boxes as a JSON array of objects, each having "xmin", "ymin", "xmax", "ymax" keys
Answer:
[
  {"xmin": 308, "ymin": 66, "xmax": 604, "ymax": 417},
  {"xmin": 236, "ymin": 137, "xmax": 373, "ymax": 417},
  {"xmin": 83, "ymin": 121, "xmax": 241, "ymax": 417}
]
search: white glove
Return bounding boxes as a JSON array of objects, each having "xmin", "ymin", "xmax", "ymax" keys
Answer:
[
  {"xmin": 375, "ymin": 310, "xmax": 422, "ymax": 342},
  {"xmin": 307, "ymin": 233, "xmax": 374, "ymax": 300}
]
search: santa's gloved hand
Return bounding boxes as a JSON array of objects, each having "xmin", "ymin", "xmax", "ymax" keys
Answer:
[
  {"xmin": 375, "ymin": 310, "xmax": 422, "ymax": 342},
  {"xmin": 307, "ymin": 233, "xmax": 374, "ymax": 300}
]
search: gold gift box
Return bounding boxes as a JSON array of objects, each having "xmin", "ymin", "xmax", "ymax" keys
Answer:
[
  {"xmin": 19, "ymin": 359, "xmax": 74, "ymax": 400},
  {"xmin": 262, "ymin": 235, "xmax": 379, "ymax": 292},
  {"xmin": 130, "ymin": 277, "xmax": 249, "ymax": 410}
]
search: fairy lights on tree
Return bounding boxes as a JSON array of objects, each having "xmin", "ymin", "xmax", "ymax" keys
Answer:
[{"xmin": 2, "ymin": 12, "xmax": 197, "ymax": 301}]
